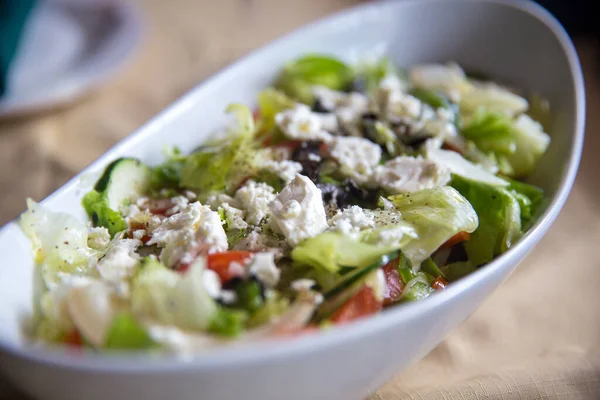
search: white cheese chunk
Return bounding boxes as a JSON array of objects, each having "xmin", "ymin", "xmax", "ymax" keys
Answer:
[
  {"xmin": 235, "ymin": 180, "xmax": 276, "ymax": 225},
  {"xmin": 202, "ymin": 269, "xmax": 222, "ymax": 299},
  {"xmin": 96, "ymin": 238, "xmax": 141, "ymax": 283},
  {"xmin": 365, "ymin": 269, "xmax": 387, "ymax": 302},
  {"xmin": 259, "ymin": 159, "xmax": 303, "ymax": 184},
  {"xmin": 166, "ymin": 196, "xmax": 190, "ymax": 216},
  {"xmin": 269, "ymin": 174, "xmax": 328, "ymax": 246},
  {"xmin": 329, "ymin": 136, "xmax": 382, "ymax": 184},
  {"xmin": 205, "ymin": 194, "xmax": 241, "ymax": 210},
  {"xmin": 328, "ymin": 205, "xmax": 375, "ymax": 235},
  {"xmin": 290, "ymin": 278, "xmax": 316, "ymax": 292},
  {"xmin": 374, "ymin": 156, "xmax": 451, "ymax": 194},
  {"xmin": 147, "ymin": 202, "xmax": 228, "ymax": 267},
  {"xmin": 248, "ymin": 252, "xmax": 280, "ymax": 288},
  {"xmin": 220, "ymin": 203, "xmax": 248, "ymax": 230},
  {"xmin": 275, "ymin": 104, "xmax": 333, "ymax": 142}
]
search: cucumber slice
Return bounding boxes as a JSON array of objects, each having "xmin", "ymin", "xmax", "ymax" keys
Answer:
[
  {"xmin": 95, "ymin": 158, "xmax": 152, "ymax": 210},
  {"xmin": 313, "ymin": 251, "xmax": 398, "ymax": 322}
]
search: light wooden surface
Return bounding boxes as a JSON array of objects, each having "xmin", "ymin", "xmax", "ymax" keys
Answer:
[{"xmin": 1, "ymin": 1, "xmax": 599, "ymax": 399}]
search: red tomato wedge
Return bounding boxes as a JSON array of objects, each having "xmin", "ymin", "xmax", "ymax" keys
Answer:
[
  {"xmin": 64, "ymin": 330, "xmax": 83, "ymax": 347},
  {"xmin": 440, "ymin": 232, "xmax": 471, "ymax": 250},
  {"xmin": 207, "ymin": 251, "xmax": 254, "ymax": 283},
  {"xmin": 382, "ymin": 258, "xmax": 404, "ymax": 305},
  {"xmin": 331, "ymin": 286, "xmax": 383, "ymax": 324},
  {"xmin": 431, "ymin": 276, "xmax": 449, "ymax": 291}
]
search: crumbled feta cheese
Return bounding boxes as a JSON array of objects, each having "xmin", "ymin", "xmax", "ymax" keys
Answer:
[
  {"xmin": 291, "ymin": 278, "xmax": 316, "ymax": 292},
  {"xmin": 228, "ymin": 261, "xmax": 245, "ymax": 277},
  {"xmin": 307, "ymin": 152, "xmax": 321, "ymax": 162},
  {"xmin": 377, "ymin": 225, "xmax": 418, "ymax": 247},
  {"xmin": 374, "ymin": 156, "xmax": 451, "ymax": 194},
  {"xmin": 313, "ymin": 86, "xmax": 369, "ymax": 124},
  {"xmin": 328, "ymin": 136, "xmax": 382, "ymax": 184},
  {"xmin": 166, "ymin": 196, "xmax": 190, "ymax": 216},
  {"xmin": 248, "ymin": 252, "xmax": 280, "ymax": 288},
  {"xmin": 275, "ymin": 104, "xmax": 333, "ymax": 142},
  {"xmin": 379, "ymin": 74, "xmax": 408, "ymax": 93},
  {"xmin": 316, "ymin": 113, "xmax": 339, "ymax": 132},
  {"xmin": 205, "ymin": 194, "xmax": 241, "ymax": 210},
  {"xmin": 387, "ymin": 92, "xmax": 423, "ymax": 121},
  {"xmin": 365, "ymin": 269, "xmax": 387, "ymax": 302},
  {"xmin": 436, "ymin": 107, "xmax": 455, "ymax": 122},
  {"xmin": 220, "ymin": 203, "xmax": 248, "ymax": 230},
  {"xmin": 136, "ymin": 196, "xmax": 149, "ymax": 207},
  {"xmin": 132, "ymin": 229, "xmax": 146, "ymax": 240},
  {"xmin": 422, "ymin": 118, "xmax": 458, "ymax": 141},
  {"xmin": 87, "ymin": 227, "xmax": 111, "ymax": 250},
  {"xmin": 203, "ymin": 269, "xmax": 222, "ymax": 298},
  {"xmin": 123, "ymin": 204, "xmax": 153, "ymax": 226},
  {"xmin": 328, "ymin": 206, "xmax": 375, "ymax": 235},
  {"xmin": 147, "ymin": 202, "xmax": 228, "ymax": 267},
  {"xmin": 96, "ymin": 238, "xmax": 141, "ymax": 282},
  {"xmin": 269, "ymin": 174, "xmax": 328, "ymax": 246},
  {"xmin": 235, "ymin": 180, "xmax": 276, "ymax": 225},
  {"xmin": 259, "ymin": 159, "xmax": 303, "ymax": 184},
  {"xmin": 219, "ymin": 290, "xmax": 237, "ymax": 304},
  {"xmin": 184, "ymin": 190, "xmax": 197, "ymax": 200}
]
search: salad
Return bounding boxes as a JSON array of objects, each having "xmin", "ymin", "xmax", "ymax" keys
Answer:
[{"xmin": 20, "ymin": 55, "xmax": 550, "ymax": 353}]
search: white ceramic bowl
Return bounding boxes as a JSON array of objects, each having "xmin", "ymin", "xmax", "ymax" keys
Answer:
[{"xmin": 0, "ymin": 1, "xmax": 584, "ymax": 399}]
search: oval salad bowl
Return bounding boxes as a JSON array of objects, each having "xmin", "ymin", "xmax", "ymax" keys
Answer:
[{"xmin": 0, "ymin": 0, "xmax": 584, "ymax": 399}]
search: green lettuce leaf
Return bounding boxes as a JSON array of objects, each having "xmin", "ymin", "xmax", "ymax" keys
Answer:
[
  {"xmin": 82, "ymin": 190, "xmax": 127, "ymax": 237},
  {"xmin": 353, "ymin": 56, "xmax": 399, "ymax": 93},
  {"xmin": 104, "ymin": 312, "xmax": 155, "ymax": 350},
  {"xmin": 180, "ymin": 104, "xmax": 260, "ymax": 195},
  {"xmin": 19, "ymin": 199, "xmax": 98, "ymax": 288},
  {"xmin": 255, "ymin": 88, "xmax": 295, "ymax": 141},
  {"xmin": 384, "ymin": 187, "xmax": 479, "ymax": 268},
  {"xmin": 131, "ymin": 257, "xmax": 218, "ymax": 332},
  {"xmin": 460, "ymin": 85, "xmax": 528, "ymax": 117},
  {"xmin": 461, "ymin": 108, "xmax": 517, "ymax": 154},
  {"xmin": 461, "ymin": 110, "xmax": 550, "ymax": 178},
  {"xmin": 291, "ymin": 232, "xmax": 395, "ymax": 277},
  {"xmin": 275, "ymin": 54, "xmax": 353, "ymax": 104},
  {"xmin": 208, "ymin": 308, "xmax": 248, "ymax": 337},
  {"xmin": 506, "ymin": 178, "xmax": 545, "ymax": 228},
  {"xmin": 451, "ymin": 175, "xmax": 522, "ymax": 266},
  {"xmin": 150, "ymin": 146, "xmax": 187, "ymax": 190}
]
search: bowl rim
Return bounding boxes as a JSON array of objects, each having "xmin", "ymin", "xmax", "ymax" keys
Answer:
[{"xmin": 0, "ymin": 0, "xmax": 585, "ymax": 372}]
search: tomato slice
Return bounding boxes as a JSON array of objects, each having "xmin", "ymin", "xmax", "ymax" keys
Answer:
[
  {"xmin": 382, "ymin": 258, "xmax": 404, "ymax": 305},
  {"xmin": 331, "ymin": 286, "xmax": 383, "ymax": 324},
  {"xmin": 431, "ymin": 276, "xmax": 449, "ymax": 291},
  {"xmin": 440, "ymin": 232, "xmax": 471, "ymax": 250},
  {"xmin": 64, "ymin": 330, "xmax": 83, "ymax": 347},
  {"xmin": 207, "ymin": 251, "xmax": 254, "ymax": 283}
]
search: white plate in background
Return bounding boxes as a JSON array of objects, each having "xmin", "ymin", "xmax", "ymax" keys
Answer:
[{"xmin": 0, "ymin": 1, "xmax": 142, "ymax": 118}]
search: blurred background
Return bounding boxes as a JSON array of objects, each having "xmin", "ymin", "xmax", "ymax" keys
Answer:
[{"xmin": 1, "ymin": 0, "xmax": 599, "ymax": 398}]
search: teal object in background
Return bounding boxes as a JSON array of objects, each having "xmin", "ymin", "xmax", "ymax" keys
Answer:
[{"xmin": 0, "ymin": 0, "xmax": 36, "ymax": 96}]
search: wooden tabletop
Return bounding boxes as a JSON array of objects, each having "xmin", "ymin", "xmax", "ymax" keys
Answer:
[{"xmin": 1, "ymin": 1, "xmax": 599, "ymax": 399}]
